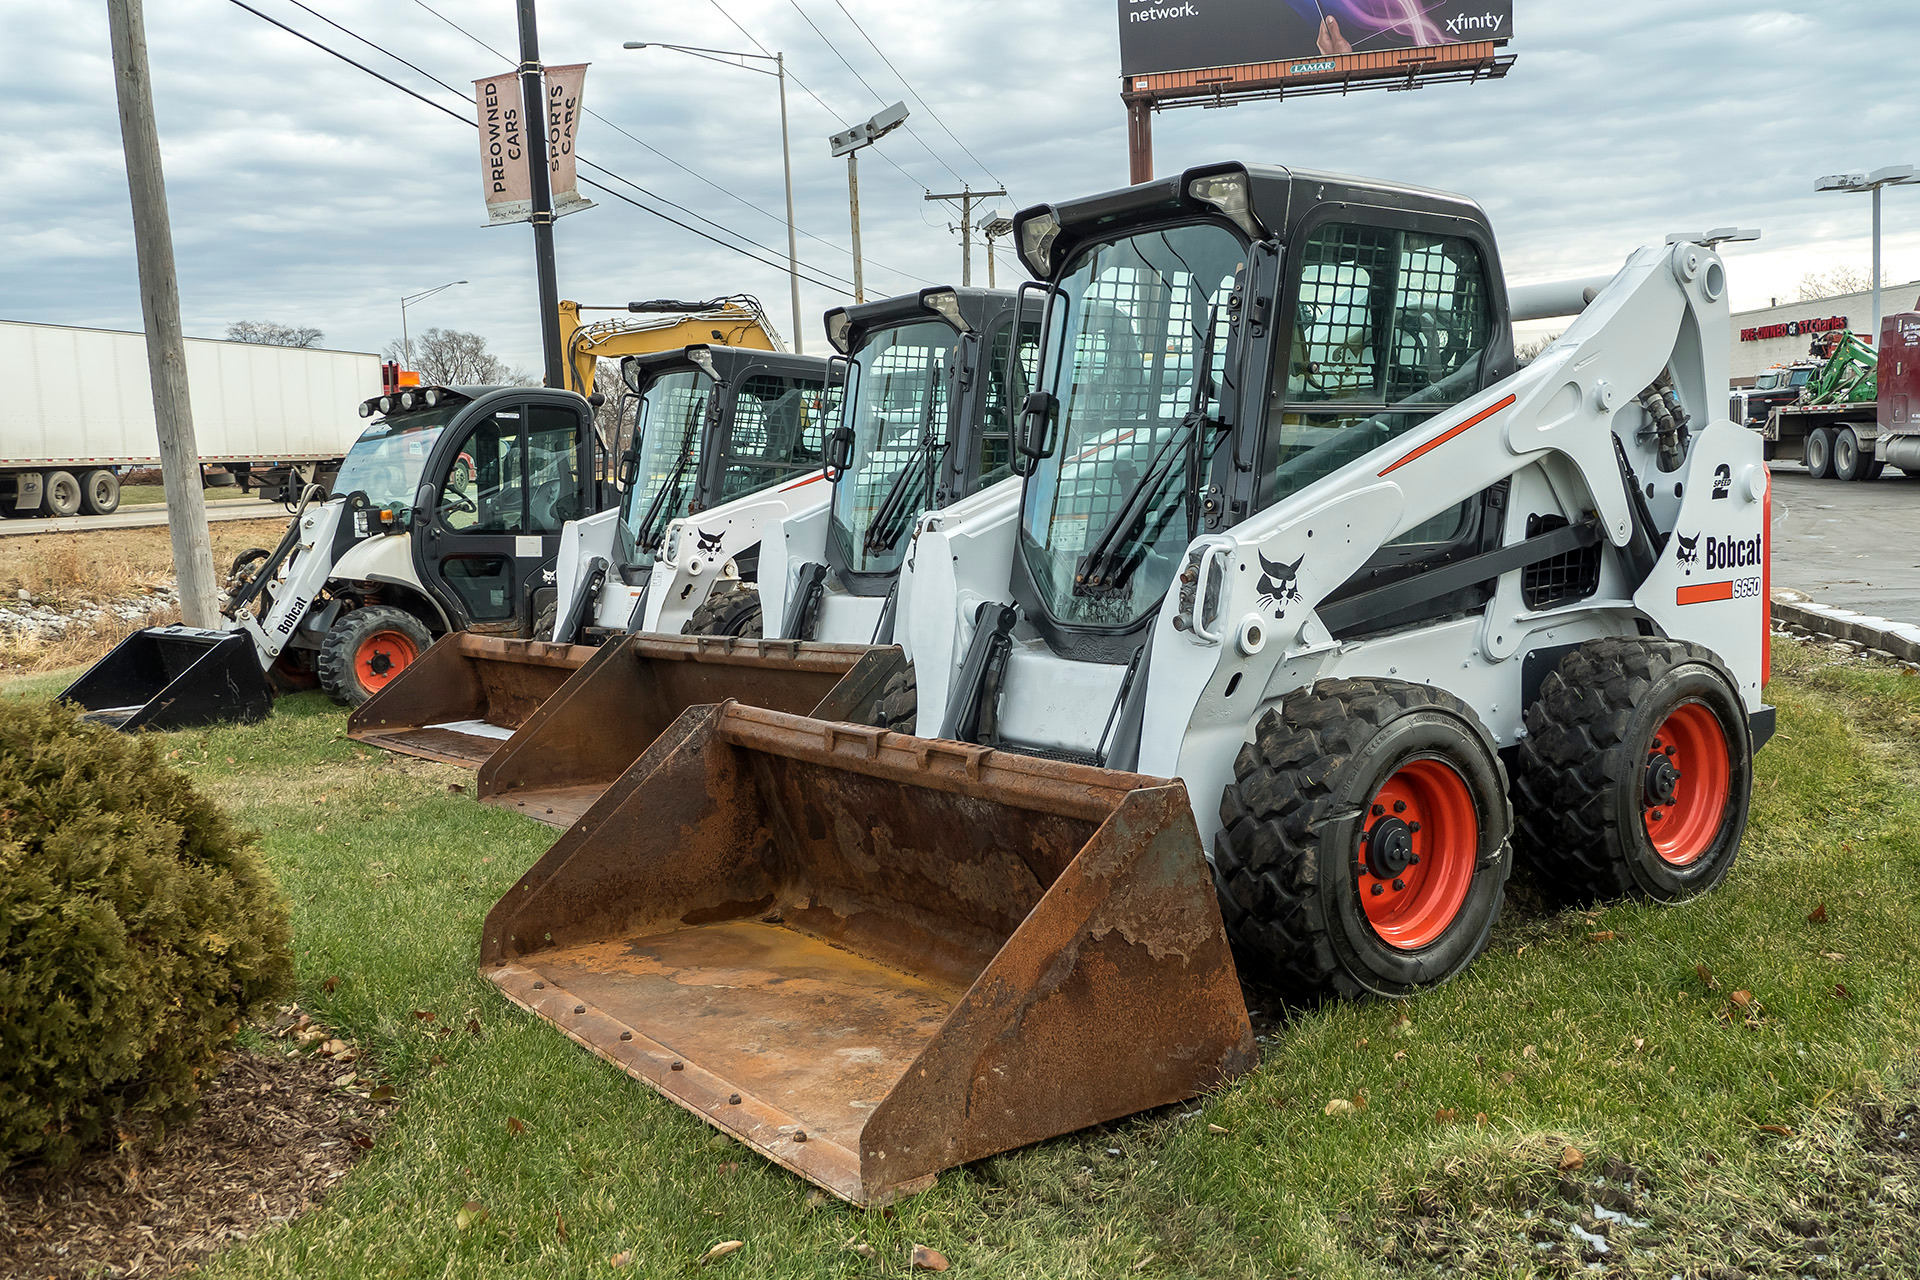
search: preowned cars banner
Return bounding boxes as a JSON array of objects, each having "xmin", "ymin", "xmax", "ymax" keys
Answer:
[{"xmin": 1117, "ymin": 0, "xmax": 1513, "ymax": 77}]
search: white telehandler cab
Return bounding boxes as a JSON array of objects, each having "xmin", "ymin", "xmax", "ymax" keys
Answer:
[{"xmin": 478, "ymin": 162, "xmax": 1772, "ymax": 1205}]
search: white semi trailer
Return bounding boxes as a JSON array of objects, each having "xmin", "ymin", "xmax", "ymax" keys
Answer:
[{"xmin": 0, "ymin": 319, "xmax": 379, "ymax": 517}]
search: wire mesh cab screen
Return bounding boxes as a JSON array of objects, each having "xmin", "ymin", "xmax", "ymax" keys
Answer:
[{"xmin": 720, "ymin": 372, "xmax": 834, "ymax": 501}]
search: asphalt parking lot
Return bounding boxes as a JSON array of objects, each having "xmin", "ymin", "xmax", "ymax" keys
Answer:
[{"xmin": 1771, "ymin": 464, "xmax": 1920, "ymax": 624}]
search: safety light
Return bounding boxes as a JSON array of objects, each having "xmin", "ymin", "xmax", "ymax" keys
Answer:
[
  {"xmin": 825, "ymin": 309, "xmax": 853, "ymax": 355},
  {"xmin": 687, "ymin": 347, "xmax": 720, "ymax": 381},
  {"xmin": 921, "ymin": 289, "xmax": 970, "ymax": 333},
  {"xmin": 424, "ymin": 388, "xmax": 441, "ymax": 407},
  {"xmin": 1188, "ymin": 171, "xmax": 1260, "ymax": 239},
  {"xmin": 1018, "ymin": 209, "xmax": 1061, "ymax": 278},
  {"xmin": 400, "ymin": 391, "xmax": 417, "ymax": 411},
  {"xmin": 358, "ymin": 401, "xmax": 375, "ymax": 418},
  {"xmin": 378, "ymin": 396, "xmax": 394, "ymax": 415}
]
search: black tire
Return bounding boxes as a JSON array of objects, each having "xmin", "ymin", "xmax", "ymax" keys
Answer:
[
  {"xmin": 42, "ymin": 470, "xmax": 82, "ymax": 518},
  {"xmin": 682, "ymin": 583, "xmax": 763, "ymax": 638},
  {"xmin": 80, "ymin": 469, "xmax": 120, "ymax": 515},
  {"xmin": 227, "ymin": 547, "xmax": 272, "ymax": 584},
  {"xmin": 1834, "ymin": 428, "xmax": 1866, "ymax": 481},
  {"xmin": 1864, "ymin": 459, "xmax": 1887, "ymax": 482},
  {"xmin": 1213, "ymin": 678, "xmax": 1513, "ymax": 1001},
  {"xmin": 869, "ymin": 665, "xmax": 917, "ymax": 733},
  {"xmin": 1512, "ymin": 637, "xmax": 1752, "ymax": 904},
  {"xmin": 317, "ymin": 605, "xmax": 433, "ymax": 706},
  {"xmin": 1805, "ymin": 427, "xmax": 1835, "ymax": 479}
]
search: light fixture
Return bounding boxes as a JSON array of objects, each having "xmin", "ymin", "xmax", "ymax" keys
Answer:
[
  {"xmin": 1188, "ymin": 170, "xmax": 1260, "ymax": 239},
  {"xmin": 1017, "ymin": 208, "xmax": 1062, "ymax": 278},
  {"xmin": 921, "ymin": 288, "xmax": 970, "ymax": 333},
  {"xmin": 825, "ymin": 309, "xmax": 854, "ymax": 355}
]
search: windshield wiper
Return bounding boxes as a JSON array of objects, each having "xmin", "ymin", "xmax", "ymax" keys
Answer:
[
  {"xmin": 632, "ymin": 404, "xmax": 702, "ymax": 552},
  {"xmin": 862, "ymin": 363, "xmax": 946, "ymax": 556},
  {"xmin": 1072, "ymin": 301, "xmax": 1226, "ymax": 598}
]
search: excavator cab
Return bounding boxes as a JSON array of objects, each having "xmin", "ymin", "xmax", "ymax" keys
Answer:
[{"xmin": 348, "ymin": 345, "xmax": 836, "ymax": 767}]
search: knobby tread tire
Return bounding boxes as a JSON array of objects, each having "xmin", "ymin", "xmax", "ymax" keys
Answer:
[
  {"xmin": 869, "ymin": 665, "xmax": 917, "ymax": 733},
  {"xmin": 1512, "ymin": 636, "xmax": 1749, "ymax": 904},
  {"xmin": 682, "ymin": 583, "xmax": 763, "ymax": 638},
  {"xmin": 316, "ymin": 604, "xmax": 432, "ymax": 706},
  {"xmin": 1212, "ymin": 677, "xmax": 1512, "ymax": 1002}
]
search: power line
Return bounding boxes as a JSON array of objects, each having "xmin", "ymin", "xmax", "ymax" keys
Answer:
[
  {"xmin": 828, "ymin": 0, "xmax": 1009, "ymax": 199},
  {"xmin": 783, "ymin": 0, "xmax": 966, "ymax": 189},
  {"xmin": 405, "ymin": 0, "xmax": 933, "ymax": 288},
  {"xmin": 225, "ymin": 0, "xmax": 857, "ymax": 293},
  {"xmin": 706, "ymin": 0, "xmax": 930, "ymax": 195}
]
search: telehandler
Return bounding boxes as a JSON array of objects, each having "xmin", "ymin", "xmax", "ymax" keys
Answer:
[{"xmin": 481, "ymin": 163, "xmax": 1771, "ymax": 1204}]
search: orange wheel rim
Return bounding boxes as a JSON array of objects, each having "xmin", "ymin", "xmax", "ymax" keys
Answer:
[
  {"xmin": 354, "ymin": 630, "xmax": 418, "ymax": 692},
  {"xmin": 1643, "ymin": 701, "xmax": 1731, "ymax": 866},
  {"xmin": 1357, "ymin": 757, "xmax": 1478, "ymax": 951}
]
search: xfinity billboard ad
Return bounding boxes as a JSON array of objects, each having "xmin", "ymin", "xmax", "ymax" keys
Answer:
[{"xmin": 1118, "ymin": 0, "xmax": 1514, "ymax": 77}]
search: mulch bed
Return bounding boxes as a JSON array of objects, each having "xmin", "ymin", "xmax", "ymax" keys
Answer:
[{"xmin": 0, "ymin": 1046, "xmax": 387, "ymax": 1279}]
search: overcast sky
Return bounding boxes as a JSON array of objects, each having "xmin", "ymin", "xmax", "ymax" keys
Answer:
[{"xmin": 4, "ymin": 0, "xmax": 1916, "ymax": 368}]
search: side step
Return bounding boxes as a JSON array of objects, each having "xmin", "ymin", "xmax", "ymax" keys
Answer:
[
  {"xmin": 481, "ymin": 701, "xmax": 1255, "ymax": 1205},
  {"xmin": 476, "ymin": 632, "xmax": 900, "ymax": 828},
  {"xmin": 347, "ymin": 634, "xmax": 598, "ymax": 767}
]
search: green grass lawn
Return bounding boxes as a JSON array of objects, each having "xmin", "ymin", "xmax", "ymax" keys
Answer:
[{"xmin": 9, "ymin": 640, "xmax": 1920, "ymax": 1278}]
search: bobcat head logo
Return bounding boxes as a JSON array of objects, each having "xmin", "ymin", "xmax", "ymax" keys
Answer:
[
  {"xmin": 696, "ymin": 529, "xmax": 725, "ymax": 556},
  {"xmin": 1256, "ymin": 551, "xmax": 1305, "ymax": 618},
  {"xmin": 1675, "ymin": 531, "xmax": 1700, "ymax": 575}
]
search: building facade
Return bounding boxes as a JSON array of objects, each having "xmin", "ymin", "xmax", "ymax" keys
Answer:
[{"xmin": 1729, "ymin": 282, "xmax": 1920, "ymax": 385}]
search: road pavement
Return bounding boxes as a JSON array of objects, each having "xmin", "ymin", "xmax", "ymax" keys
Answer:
[
  {"xmin": 0, "ymin": 496, "xmax": 287, "ymax": 537},
  {"xmin": 1771, "ymin": 464, "xmax": 1920, "ymax": 624}
]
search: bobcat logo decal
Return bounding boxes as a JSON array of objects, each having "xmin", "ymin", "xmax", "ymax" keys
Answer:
[
  {"xmin": 696, "ymin": 529, "xmax": 725, "ymax": 556},
  {"xmin": 1256, "ymin": 552, "xmax": 1305, "ymax": 618},
  {"xmin": 1675, "ymin": 531, "xmax": 1701, "ymax": 575}
]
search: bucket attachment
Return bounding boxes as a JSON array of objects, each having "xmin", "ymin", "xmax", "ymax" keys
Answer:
[
  {"xmin": 347, "ymin": 634, "xmax": 598, "ymax": 768},
  {"xmin": 476, "ymin": 633, "xmax": 899, "ymax": 828},
  {"xmin": 480, "ymin": 702, "xmax": 1255, "ymax": 1205},
  {"xmin": 60, "ymin": 626, "xmax": 273, "ymax": 732}
]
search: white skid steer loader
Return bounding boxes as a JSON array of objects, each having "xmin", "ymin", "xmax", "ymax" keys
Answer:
[{"xmin": 477, "ymin": 163, "xmax": 1772, "ymax": 1206}]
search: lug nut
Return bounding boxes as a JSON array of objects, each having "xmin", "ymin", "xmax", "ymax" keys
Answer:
[
  {"xmin": 1665, "ymin": 745, "xmax": 1677, "ymax": 756},
  {"xmin": 1370, "ymin": 883, "xmax": 1384, "ymax": 896},
  {"xmin": 1650, "ymin": 809, "xmax": 1664, "ymax": 821},
  {"xmin": 1372, "ymin": 804, "xmax": 1385, "ymax": 817},
  {"xmin": 620, "ymin": 1031, "xmax": 633, "ymax": 1041},
  {"xmin": 729, "ymin": 1094, "xmax": 742, "ymax": 1106},
  {"xmin": 1408, "ymin": 822, "xmax": 1420, "ymax": 833},
  {"xmin": 793, "ymin": 1131, "xmax": 807, "ymax": 1143},
  {"xmin": 1392, "ymin": 878, "xmax": 1406, "ymax": 891},
  {"xmin": 1393, "ymin": 800, "xmax": 1407, "ymax": 814},
  {"xmin": 1409, "ymin": 855, "xmax": 1420, "ymax": 865},
  {"xmin": 670, "ymin": 1060, "xmax": 684, "ymax": 1071},
  {"xmin": 574, "ymin": 1005, "xmax": 586, "ymax": 1014}
]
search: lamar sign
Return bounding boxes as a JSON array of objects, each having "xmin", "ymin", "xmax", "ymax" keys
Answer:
[{"xmin": 1118, "ymin": 0, "xmax": 1512, "ymax": 76}]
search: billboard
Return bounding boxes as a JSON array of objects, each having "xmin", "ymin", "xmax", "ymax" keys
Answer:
[{"xmin": 1118, "ymin": 0, "xmax": 1512, "ymax": 77}]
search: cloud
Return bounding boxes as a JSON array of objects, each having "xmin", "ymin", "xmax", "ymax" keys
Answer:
[{"xmin": 3, "ymin": 0, "xmax": 1916, "ymax": 369}]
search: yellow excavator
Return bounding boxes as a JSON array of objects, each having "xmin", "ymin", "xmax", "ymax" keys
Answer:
[{"xmin": 559, "ymin": 296, "xmax": 777, "ymax": 400}]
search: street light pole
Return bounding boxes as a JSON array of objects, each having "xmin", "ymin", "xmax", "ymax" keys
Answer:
[
  {"xmin": 400, "ymin": 280, "xmax": 468, "ymax": 370},
  {"xmin": 625, "ymin": 42, "xmax": 803, "ymax": 351},
  {"xmin": 829, "ymin": 103, "xmax": 909, "ymax": 307},
  {"xmin": 1816, "ymin": 164, "xmax": 1918, "ymax": 342}
]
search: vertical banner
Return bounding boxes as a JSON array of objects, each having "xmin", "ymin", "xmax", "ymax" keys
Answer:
[
  {"xmin": 544, "ymin": 63, "xmax": 594, "ymax": 218},
  {"xmin": 474, "ymin": 71, "xmax": 530, "ymax": 226}
]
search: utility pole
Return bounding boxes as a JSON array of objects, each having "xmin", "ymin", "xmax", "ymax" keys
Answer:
[
  {"xmin": 925, "ymin": 186, "xmax": 1006, "ymax": 287},
  {"xmin": 516, "ymin": 0, "xmax": 566, "ymax": 387},
  {"xmin": 776, "ymin": 54, "xmax": 802, "ymax": 351},
  {"xmin": 847, "ymin": 152, "xmax": 866, "ymax": 303},
  {"xmin": 979, "ymin": 214, "xmax": 1014, "ymax": 289},
  {"xmin": 106, "ymin": 0, "xmax": 218, "ymax": 628}
]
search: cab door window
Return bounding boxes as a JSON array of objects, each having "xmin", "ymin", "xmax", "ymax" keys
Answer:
[
  {"xmin": 525, "ymin": 404, "xmax": 583, "ymax": 532},
  {"xmin": 1264, "ymin": 224, "xmax": 1491, "ymax": 544},
  {"xmin": 977, "ymin": 320, "xmax": 1041, "ymax": 487},
  {"xmin": 441, "ymin": 408, "xmax": 525, "ymax": 533}
]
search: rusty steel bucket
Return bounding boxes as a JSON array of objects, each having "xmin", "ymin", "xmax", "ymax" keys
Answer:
[
  {"xmin": 479, "ymin": 701, "xmax": 1255, "ymax": 1206},
  {"xmin": 474, "ymin": 632, "xmax": 899, "ymax": 828},
  {"xmin": 347, "ymin": 634, "xmax": 599, "ymax": 768}
]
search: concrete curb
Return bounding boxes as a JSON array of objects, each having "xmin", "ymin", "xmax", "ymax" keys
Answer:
[{"xmin": 1772, "ymin": 592, "xmax": 1920, "ymax": 666}]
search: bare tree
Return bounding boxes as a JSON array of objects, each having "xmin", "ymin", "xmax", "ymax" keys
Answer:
[
  {"xmin": 1796, "ymin": 267, "xmax": 1885, "ymax": 301},
  {"xmin": 1516, "ymin": 332, "xmax": 1562, "ymax": 365},
  {"xmin": 385, "ymin": 328, "xmax": 533, "ymax": 387},
  {"xmin": 227, "ymin": 320, "xmax": 323, "ymax": 346}
]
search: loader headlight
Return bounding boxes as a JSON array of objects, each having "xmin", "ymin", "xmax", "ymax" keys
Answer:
[
  {"xmin": 921, "ymin": 288, "xmax": 970, "ymax": 333},
  {"xmin": 378, "ymin": 396, "xmax": 394, "ymax": 415},
  {"xmin": 1188, "ymin": 171, "xmax": 1260, "ymax": 239},
  {"xmin": 424, "ymin": 388, "xmax": 441, "ymax": 407},
  {"xmin": 825, "ymin": 309, "xmax": 853, "ymax": 354},
  {"xmin": 358, "ymin": 400, "xmax": 375, "ymax": 418},
  {"xmin": 400, "ymin": 391, "xmax": 417, "ymax": 411},
  {"xmin": 1017, "ymin": 208, "xmax": 1061, "ymax": 278}
]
